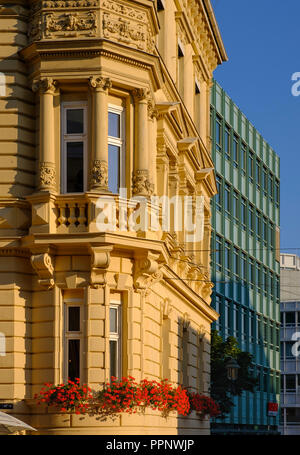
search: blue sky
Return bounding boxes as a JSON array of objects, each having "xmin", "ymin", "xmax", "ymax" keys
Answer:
[{"xmin": 211, "ymin": 0, "xmax": 300, "ymax": 254}]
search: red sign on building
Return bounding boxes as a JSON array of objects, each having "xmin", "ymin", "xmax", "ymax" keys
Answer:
[{"xmin": 267, "ymin": 402, "xmax": 278, "ymax": 416}]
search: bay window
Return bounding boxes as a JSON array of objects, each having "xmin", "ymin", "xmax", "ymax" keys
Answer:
[{"xmin": 61, "ymin": 100, "xmax": 125, "ymax": 195}]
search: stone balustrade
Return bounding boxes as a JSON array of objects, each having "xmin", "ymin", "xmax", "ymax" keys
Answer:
[{"xmin": 55, "ymin": 195, "xmax": 88, "ymax": 233}]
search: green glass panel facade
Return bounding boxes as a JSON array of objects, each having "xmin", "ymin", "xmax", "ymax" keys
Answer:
[{"xmin": 210, "ymin": 80, "xmax": 280, "ymax": 435}]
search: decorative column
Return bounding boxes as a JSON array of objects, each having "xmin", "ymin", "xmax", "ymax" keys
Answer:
[
  {"xmin": 200, "ymin": 79, "xmax": 207, "ymax": 145},
  {"xmin": 88, "ymin": 76, "xmax": 112, "ymax": 191},
  {"xmin": 32, "ymin": 77, "xmax": 57, "ymax": 191},
  {"xmin": 132, "ymin": 88, "xmax": 153, "ymax": 197},
  {"xmin": 148, "ymin": 100, "xmax": 158, "ymax": 195}
]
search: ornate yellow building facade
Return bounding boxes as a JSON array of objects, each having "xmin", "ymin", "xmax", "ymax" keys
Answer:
[{"xmin": 0, "ymin": 0, "xmax": 226, "ymax": 434}]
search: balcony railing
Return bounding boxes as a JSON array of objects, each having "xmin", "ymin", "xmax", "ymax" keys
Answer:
[
  {"xmin": 56, "ymin": 195, "xmax": 88, "ymax": 233},
  {"xmin": 28, "ymin": 192, "xmax": 162, "ymax": 239}
]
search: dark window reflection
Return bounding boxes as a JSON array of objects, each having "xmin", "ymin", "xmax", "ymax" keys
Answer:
[
  {"xmin": 67, "ymin": 142, "xmax": 83, "ymax": 192},
  {"xmin": 67, "ymin": 109, "xmax": 84, "ymax": 134},
  {"xmin": 68, "ymin": 307, "xmax": 80, "ymax": 332},
  {"xmin": 110, "ymin": 340, "xmax": 117, "ymax": 378},
  {"xmin": 68, "ymin": 339, "xmax": 80, "ymax": 381}
]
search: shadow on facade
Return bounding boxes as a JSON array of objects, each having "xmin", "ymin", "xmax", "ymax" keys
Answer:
[
  {"xmin": 0, "ymin": 41, "xmax": 34, "ymax": 233},
  {"xmin": 175, "ymin": 315, "xmax": 211, "ymax": 435}
]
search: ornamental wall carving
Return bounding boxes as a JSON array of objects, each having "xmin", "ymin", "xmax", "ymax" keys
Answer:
[
  {"xmin": 44, "ymin": 11, "xmax": 97, "ymax": 38},
  {"xmin": 31, "ymin": 252, "xmax": 55, "ymax": 289},
  {"xmin": 27, "ymin": 0, "xmax": 156, "ymax": 53},
  {"xmin": 39, "ymin": 162, "xmax": 56, "ymax": 189},
  {"xmin": 133, "ymin": 251, "xmax": 163, "ymax": 293},
  {"xmin": 89, "ymin": 160, "xmax": 108, "ymax": 189}
]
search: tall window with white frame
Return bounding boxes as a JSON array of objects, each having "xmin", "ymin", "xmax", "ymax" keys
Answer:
[
  {"xmin": 194, "ymin": 79, "xmax": 201, "ymax": 133},
  {"xmin": 177, "ymin": 40, "xmax": 185, "ymax": 98},
  {"xmin": 63, "ymin": 291, "xmax": 84, "ymax": 382},
  {"xmin": 108, "ymin": 105, "xmax": 125, "ymax": 194},
  {"xmin": 61, "ymin": 102, "xmax": 88, "ymax": 193},
  {"xmin": 109, "ymin": 298, "xmax": 122, "ymax": 379}
]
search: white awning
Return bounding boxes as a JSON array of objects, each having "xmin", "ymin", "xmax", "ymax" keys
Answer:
[{"xmin": 0, "ymin": 411, "xmax": 37, "ymax": 434}]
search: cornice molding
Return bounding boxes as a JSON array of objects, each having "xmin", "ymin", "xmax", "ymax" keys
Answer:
[{"xmin": 0, "ymin": 248, "xmax": 30, "ymax": 258}]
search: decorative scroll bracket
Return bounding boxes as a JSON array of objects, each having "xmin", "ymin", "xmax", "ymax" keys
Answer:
[
  {"xmin": 31, "ymin": 252, "xmax": 55, "ymax": 289},
  {"xmin": 133, "ymin": 251, "xmax": 163, "ymax": 294},
  {"xmin": 89, "ymin": 245, "xmax": 113, "ymax": 288}
]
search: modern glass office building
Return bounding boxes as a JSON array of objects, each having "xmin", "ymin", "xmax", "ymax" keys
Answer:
[
  {"xmin": 210, "ymin": 80, "xmax": 281, "ymax": 434},
  {"xmin": 280, "ymin": 253, "xmax": 300, "ymax": 435}
]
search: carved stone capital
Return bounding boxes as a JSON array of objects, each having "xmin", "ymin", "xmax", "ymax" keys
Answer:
[
  {"xmin": 198, "ymin": 325, "xmax": 206, "ymax": 342},
  {"xmin": 134, "ymin": 251, "xmax": 162, "ymax": 292},
  {"xmin": 89, "ymin": 160, "xmax": 108, "ymax": 190},
  {"xmin": 39, "ymin": 162, "xmax": 56, "ymax": 190},
  {"xmin": 32, "ymin": 77, "xmax": 58, "ymax": 95},
  {"xmin": 132, "ymin": 88, "xmax": 150, "ymax": 103},
  {"xmin": 161, "ymin": 298, "xmax": 172, "ymax": 319},
  {"xmin": 147, "ymin": 100, "xmax": 159, "ymax": 120},
  {"xmin": 89, "ymin": 245, "xmax": 113, "ymax": 288},
  {"xmin": 202, "ymin": 281, "xmax": 214, "ymax": 301},
  {"xmin": 182, "ymin": 313, "xmax": 190, "ymax": 331},
  {"xmin": 132, "ymin": 169, "xmax": 153, "ymax": 197},
  {"xmin": 89, "ymin": 76, "xmax": 112, "ymax": 93},
  {"xmin": 31, "ymin": 253, "xmax": 55, "ymax": 289}
]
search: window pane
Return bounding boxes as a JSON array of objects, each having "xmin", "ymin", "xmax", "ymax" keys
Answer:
[
  {"xmin": 110, "ymin": 340, "xmax": 117, "ymax": 378},
  {"xmin": 67, "ymin": 109, "xmax": 84, "ymax": 134},
  {"xmin": 68, "ymin": 339, "xmax": 80, "ymax": 381},
  {"xmin": 286, "ymin": 341, "xmax": 295, "ymax": 358},
  {"xmin": 110, "ymin": 308, "xmax": 118, "ymax": 333},
  {"xmin": 216, "ymin": 235, "xmax": 222, "ymax": 271},
  {"xmin": 286, "ymin": 312, "xmax": 295, "ymax": 325},
  {"xmin": 225, "ymin": 125, "xmax": 231, "ymax": 160},
  {"xmin": 109, "ymin": 112, "xmax": 120, "ymax": 138},
  {"xmin": 68, "ymin": 306, "xmax": 80, "ymax": 332},
  {"xmin": 249, "ymin": 152, "xmax": 254, "ymax": 178},
  {"xmin": 108, "ymin": 144, "xmax": 120, "ymax": 194},
  {"xmin": 225, "ymin": 242, "xmax": 230, "ymax": 270},
  {"xmin": 286, "ymin": 375, "xmax": 296, "ymax": 391},
  {"xmin": 233, "ymin": 135, "xmax": 238, "ymax": 165},
  {"xmin": 67, "ymin": 142, "xmax": 84, "ymax": 192},
  {"xmin": 216, "ymin": 116, "xmax": 222, "ymax": 152},
  {"xmin": 225, "ymin": 184, "xmax": 230, "ymax": 212},
  {"xmin": 216, "ymin": 175, "xmax": 222, "ymax": 209}
]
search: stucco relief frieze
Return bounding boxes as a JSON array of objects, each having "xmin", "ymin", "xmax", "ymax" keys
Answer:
[
  {"xmin": 102, "ymin": 13, "xmax": 149, "ymax": 52},
  {"xmin": 101, "ymin": 0, "xmax": 155, "ymax": 52},
  {"xmin": 27, "ymin": 0, "xmax": 155, "ymax": 53},
  {"xmin": 28, "ymin": 9, "xmax": 98, "ymax": 42},
  {"xmin": 101, "ymin": 1, "xmax": 146, "ymax": 22},
  {"xmin": 44, "ymin": 11, "xmax": 97, "ymax": 38}
]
